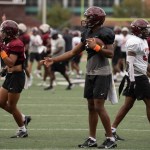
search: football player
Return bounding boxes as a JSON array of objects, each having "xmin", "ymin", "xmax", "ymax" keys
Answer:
[
  {"xmin": 18, "ymin": 23, "xmax": 32, "ymax": 87},
  {"xmin": 111, "ymin": 19, "xmax": 150, "ymax": 141},
  {"xmin": 112, "ymin": 26, "xmax": 122, "ymax": 82},
  {"xmin": 41, "ymin": 6, "xmax": 117, "ymax": 149},
  {"xmin": 38, "ymin": 23, "xmax": 51, "ymax": 87},
  {"xmin": 70, "ymin": 30, "xmax": 83, "ymax": 78},
  {"xmin": 0, "ymin": 20, "xmax": 31, "ymax": 138}
]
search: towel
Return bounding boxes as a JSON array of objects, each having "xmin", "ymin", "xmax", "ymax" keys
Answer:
[{"xmin": 107, "ymin": 75, "xmax": 118, "ymax": 104}]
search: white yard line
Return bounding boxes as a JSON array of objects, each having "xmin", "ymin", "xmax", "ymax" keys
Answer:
[
  {"xmin": 0, "ymin": 128, "xmax": 149, "ymax": 132},
  {"xmin": 0, "ymin": 149, "xmax": 135, "ymax": 150},
  {"xmin": 10, "ymin": 103, "xmax": 145, "ymax": 107},
  {"xmin": 3, "ymin": 114, "xmax": 146, "ymax": 117}
]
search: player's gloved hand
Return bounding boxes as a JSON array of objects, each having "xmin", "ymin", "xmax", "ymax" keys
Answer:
[
  {"xmin": 0, "ymin": 42, "xmax": 8, "ymax": 59},
  {"xmin": 0, "ymin": 42, "xmax": 8, "ymax": 51},
  {"xmin": 0, "ymin": 68, "xmax": 7, "ymax": 77},
  {"xmin": 0, "ymin": 42, "xmax": 4, "ymax": 51}
]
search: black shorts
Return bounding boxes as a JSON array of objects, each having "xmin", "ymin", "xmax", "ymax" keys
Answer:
[
  {"xmin": 123, "ymin": 75, "xmax": 150, "ymax": 100},
  {"xmin": 2, "ymin": 71, "xmax": 25, "ymax": 93},
  {"xmin": 71, "ymin": 54, "xmax": 82, "ymax": 64},
  {"xmin": 84, "ymin": 75, "xmax": 111, "ymax": 100},
  {"xmin": 51, "ymin": 62, "xmax": 66, "ymax": 74},
  {"xmin": 40, "ymin": 51, "xmax": 50, "ymax": 59},
  {"xmin": 29, "ymin": 53, "xmax": 41, "ymax": 62},
  {"xmin": 120, "ymin": 51, "xmax": 126, "ymax": 59}
]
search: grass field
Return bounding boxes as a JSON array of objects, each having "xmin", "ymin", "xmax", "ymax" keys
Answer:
[{"xmin": 0, "ymin": 58, "xmax": 149, "ymax": 150}]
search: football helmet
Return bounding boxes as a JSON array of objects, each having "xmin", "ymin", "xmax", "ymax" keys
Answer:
[
  {"xmin": 18, "ymin": 23, "xmax": 27, "ymax": 33},
  {"xmin": 130, "ymin": 19, "xmax": 150, "ymax": 39},
  {"xmin": 72, "ymin": 30, "xmax": 80, "ymax": 37},
  {"xmin": 114, "ymin": 26, "xmax": 122, "ymax": 34},
  {"xmin": 39, "ymin": 24, "xmax": 50, "ymax": 33},
  {"xmin": 0, "ymin": 20, "xmax": 19, "ymax": 38},
  {"xmin": 81, "ymin": 6, "xmax": 106, "ymax": 28}
]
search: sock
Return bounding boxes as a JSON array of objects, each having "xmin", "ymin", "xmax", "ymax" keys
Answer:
[
  {"xmin": 111, "ymin": 127, "xmax": 116, "ymax": 133},
  {"xmin": 89, "ymin": 136, "xmax": 96, "ymax": 141},
  {"xmin": 106, "ymin": 137, "xmax": 115, "ymax": 142},
  {"xmin": 19, "ymin": 125, "xmax": 26, "ymax": 132},
  {"xmin": 22, "ymin": 114, "xmax": 25, "ymax": 122}
]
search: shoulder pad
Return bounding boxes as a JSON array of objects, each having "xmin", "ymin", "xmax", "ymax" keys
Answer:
[{"xmin": 98, "ymin": 27, "xmax": 115, "ymax": 44}]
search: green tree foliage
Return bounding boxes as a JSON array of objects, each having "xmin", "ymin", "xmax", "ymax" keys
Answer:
[
  {"xmin": 47, "ymin": 3, "xmax": 72, "ymax": 29},
  {"xmin": 113, "ymin": 0, "xmax": 150, "ymax": 18}
]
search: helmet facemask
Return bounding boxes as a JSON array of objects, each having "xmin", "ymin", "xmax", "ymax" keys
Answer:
[{"xmin": 81, "ymin": 15, "xmax": 104, "ymax": 28}]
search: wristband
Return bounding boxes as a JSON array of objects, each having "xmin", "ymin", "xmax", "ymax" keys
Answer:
[
  {"xmin": 93, "ymin": 44, "xmax": 103, "ymax": 52},
  {"xmin": 1, "ymin": 50, "xmax": 8, "ymax": 59}
]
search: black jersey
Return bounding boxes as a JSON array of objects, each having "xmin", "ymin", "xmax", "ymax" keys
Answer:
[
  {"xmin": 81, "ymin": 26, "xmax": 115, "ymax": 59},
  {"xmin": 81, "ymin": 26, "xmax": 115, "ymax": 75}
]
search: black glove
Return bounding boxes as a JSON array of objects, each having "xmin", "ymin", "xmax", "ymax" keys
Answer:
[
  {"xmin": 0, "ymin": 68, "xmax": 7, "ymax": 77},
  {"xmin": 0, "ymin": 42, "xmax": 7, "ymax": 51}
]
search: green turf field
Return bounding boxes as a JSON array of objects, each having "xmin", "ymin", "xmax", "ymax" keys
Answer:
[{"xmin": 0, "ymin": 59, "xmax": 149, "ymax": 150}]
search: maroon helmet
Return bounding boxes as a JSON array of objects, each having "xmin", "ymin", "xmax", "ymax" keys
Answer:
[
  {"xmin": 0, "ymin": 20, "xmax": 19, "ymax": 38},
  {"xmin": 81, "ymin": 6, "xmax": 106, "ymax": 28},
  {"xmin": 130, "ymin": 19, "xmax": 150, "ymax": 39}
]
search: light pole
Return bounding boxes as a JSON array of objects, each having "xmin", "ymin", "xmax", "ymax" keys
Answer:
[
  {"xmin": 81, "ymin": 0, "xmax": 84, "ymax": 20},
  {"xmin": 42, "ymin": 0, "xmax": 47, "ymax": 24},
  {"xmin": 142, "ymin": 0, "xmax": 145, "ymax": 17}
]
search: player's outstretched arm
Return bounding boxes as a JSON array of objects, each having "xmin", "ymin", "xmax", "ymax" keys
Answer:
[{"xmin": 40, "ymin": 42, "xmax": 84, "ymax": 67}]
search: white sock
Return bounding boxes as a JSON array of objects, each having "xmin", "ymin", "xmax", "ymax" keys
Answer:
[
  {"xmin": 19, "ymin": 125, "xmax": 26, "ymax": 132},
  {"xmin": 22, "ymin": 114, "xmax": 25, "ymax": 121},
  {"xmin": 106, "ymin": 137, "xmax": 115, "ymax": 142},
  {"xmin": 111, "ymin": 127, "xmax": 116, "ymax": 133},
  {"xmin": 89, "ymin": 136, "xmax": 96, "ymax": 141}
]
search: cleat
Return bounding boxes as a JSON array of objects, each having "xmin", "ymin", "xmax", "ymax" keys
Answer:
[
  {"xmin": 24, "ymin": 116, "xmax": 31, "ymax": 128},
  {"xmin": 10, "ymin": 130, "xmax": 28, "ymax": 138},
  {"xmin": 44, "ymin": 86, "xmax": 54, "ymax": 91},
  {"xmin": 66, "ymin": 83, "xmax": 74, "ymax": 90},
  {"xmin": 98, "ymin": 138, "xmax": 117, "ymax": 149},
  {"xmin": 78, "ymin": 137, "xmax": 97, "ymax": 148},
  {"xmin": 113, "ymin": 132, "xmax": 125, "ymax": 141}
]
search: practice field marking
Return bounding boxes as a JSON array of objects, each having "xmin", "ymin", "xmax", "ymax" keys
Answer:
[
  {"xmin": 0, "ymin": 128, "xmax": 149, "ymax": 132},
  {"xmin": 0, "ymin": 148, "xmax": 137, "ymax": 150},
  {"xmin": 12, "ymin": 103, "xmax": 146, "ymax": 108},
  {"xmin": 2, "ymin": 114, "xmax": 147, "ymax": 118}
]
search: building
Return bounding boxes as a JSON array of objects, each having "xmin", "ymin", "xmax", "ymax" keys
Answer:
[
  {"xmin": 0, "ymin": 0, "xmax": 41, "ymax": 26},
  {"xmin": 25, "ymin": 0, "xmax": 124, "ymax": 27},
  {"xmin": 26, "ymin": 0, "xmax": 123, "ymax": 16},
  {"xmin": 0, "ymin": 0, "xmax": 149, "ymax": 27}
]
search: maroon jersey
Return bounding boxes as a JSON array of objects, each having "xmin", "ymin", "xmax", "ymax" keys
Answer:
[
  {"xmin": 41, "ymin": 33, "xmax": 51, "ymax": 47},
  {"xmin": 6, "ymin": 38, "xmax": 25, "ymax": 66},
  {"xmin": 19, "ymin": 34, "xmax": 30, "ymax": 45}
]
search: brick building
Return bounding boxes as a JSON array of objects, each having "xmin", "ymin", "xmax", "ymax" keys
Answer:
[
  {"xmin": 0, "ymin": 0, "xmax": 41, "ymax": 26},
  {"xmin": 0, "ymin": 0, "xmax": 150, "ymax": 28}
]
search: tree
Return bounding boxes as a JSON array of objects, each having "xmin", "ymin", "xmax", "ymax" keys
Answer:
[
  {"xmin": 46, "ymin": 3, "xmax": 72, "ymax": 29},
  {"xmin": 113, "ymin": 0, "xmax": 150, "ymax": 18}
]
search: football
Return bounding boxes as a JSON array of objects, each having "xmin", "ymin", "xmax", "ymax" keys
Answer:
[{"xmin": 94, "ymin": 38, "xmax": 105, "ymax": 48}]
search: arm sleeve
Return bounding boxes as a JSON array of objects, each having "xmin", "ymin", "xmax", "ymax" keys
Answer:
[{"xmin": 127, "ymin": 55, "xmax": 135, "ymax": 82}]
